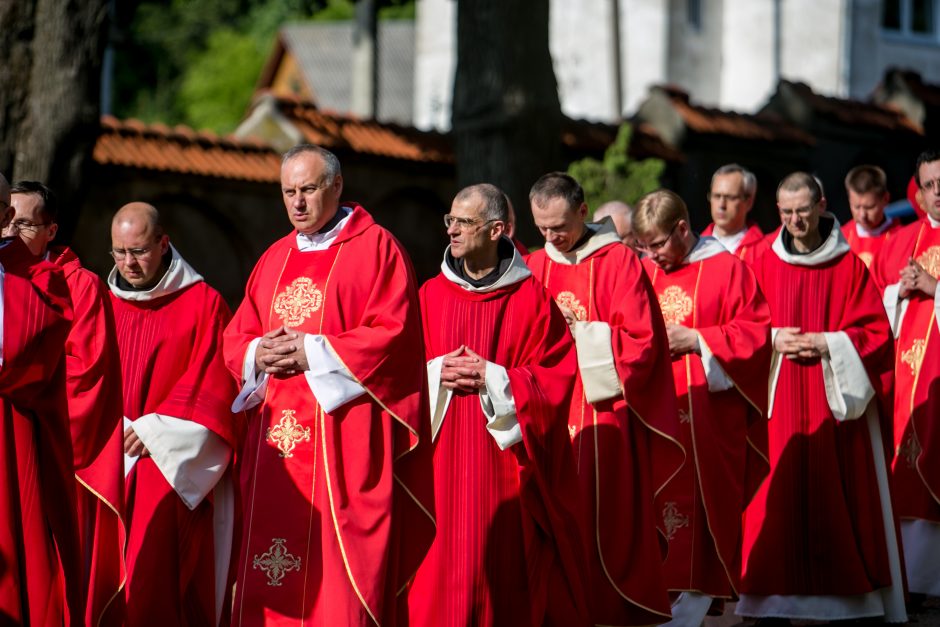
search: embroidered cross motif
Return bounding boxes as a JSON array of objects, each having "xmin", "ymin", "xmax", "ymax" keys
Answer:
[
  {"xmin": 253, "ymin": 538, "xmax": 302, "ymax": 587},
  {"xmin": 898, "ymin": 430, "xmax": 922, "ymax": 470},
  {"xmin": 662, "ymin": 501, "xmax": 689, "ymax": 541},
  {"xmin": 658, "ymin": 286, "xmax": 693, "ymax": 325},
  {"xmin": 678, "ymin": 409, "xmax": 691, "ymax": 424},
  {"xmin": 274, "ymin": 277, "xmax": 324, "ymax": 326},
  {"xmin": 267, "ymin": 409, "xmax": 311, "ymax": 458},
  {"xmin": 555, "ymin": 291, "xmax": 587, "ymax": 321},
  {"xmin": 916, "ymin": 246, "xmax": 940, "ymax": 279},
  {"xmin": 901, "ymin": 339, "xmax": 927, "ymax": 378},
  {"xmin": 568, "ymin": 424, "xmax": 577, "ymax": 440}
]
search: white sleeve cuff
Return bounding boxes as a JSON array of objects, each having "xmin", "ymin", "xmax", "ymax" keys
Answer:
[
  {"xmin": 231, "ymin": 337, "xmax": 268, "ymax": 412},
  {"xmin": 427, "ymin": 356, "xmax": 453, "ymax": 442},
  {"xmin": 821, "ymin": 331, "xmax": 875, "ymax": 421},
  {"xmin": 935, "ymin": 290, "xmax": 940, "ymax": 337},
  {"xmin": 571, "ymin": 320, "xmax": 622, "ymax": 404},
  {"xmin": 123, "ymin": 416, "xmax": 137, "ymax": 477},
  {"xmin": 883, "ymin": 283, "xmax": 906, "ymax": 337},
  {"xmin": 767, "ymin": 328, "xmax": 783, "ymax": 419},
  {"xmin": 697, "ymin": 333, "xmax": 734, "ymax": 392},
  {"xmin": 479, "ymin": 361, "xmax": 522, "ymax": 450},
  {"xmin": 303, "ymin": 334, "xmax": 367, "ymax": 413},
  {"xmin": 131, "ymin": 413, "xmax": 232, "ymax": 510}
]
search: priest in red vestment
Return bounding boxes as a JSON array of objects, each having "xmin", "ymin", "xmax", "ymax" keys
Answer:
[
  {"xmin": 408, "ymin": 184, "xmax": 588, "ymax": 626},
  {"xmin": 740, "ymin": 172, "xmax": 906, "ymax": 622},
  {"xmin": 701, "ymin": 164, "xmax": 769, "ymax": 265},
  {"xmin": 841, "ymin": 165, "xmax": 902, "ymax": 269},
  {"xmin": 7, "ymin": 181, "xmax": 126, "ymax": 627},
  {"xmin": 223, "ymin": 145, "xmax": 434, "ymax": 626},
  {"xmin": 0, "ymin": 175, "xmax": 83, "ymax": 625},
  {"xmin": 632, "ymin": 190, "xmax": 771, "ymax": 627},
  {"xmin": 525, "ymin": 173, "xmax": 685, "ymax": 626},
  {"xmin": 870, "ymin": 149, "xmax": 940, "ymax": 598},
  {"xmin": 109, "ymin": 202, "xmax": 242, "ymax": 626}
]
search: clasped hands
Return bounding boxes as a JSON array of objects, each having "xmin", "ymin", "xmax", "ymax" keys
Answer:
[
  {"xmin": 255, "ymin": 326, "xmax": 310, "ymax": 376},
  {"xmin": 774, "ymin": 327, "xmax": 828, "ymax": 362},
  {"xmin": 666, "ymin": 324, "xmax": 700, "ymax": 357},
  {"xmin": 440, "ymin": 345, "xmax": 487, "ymax": 394},
  {"xmin": 899, "ymin": 258, "xmax": 938, "ymax": 299}
]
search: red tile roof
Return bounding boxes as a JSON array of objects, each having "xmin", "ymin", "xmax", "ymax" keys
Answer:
[
  {"xmin": 271, "ymin": 95, "xmax": 454, "ymax": 163},
  {"xmin": 95, "ymin": 115, "xmax": 282, "ymax": 182},
  {"xmin": 653, "ymin": 85, "xmax": 815, "ymax": 145},
  {"xmin": 561, "ymin": 117, "xmax": 686, "ymax": 163}
]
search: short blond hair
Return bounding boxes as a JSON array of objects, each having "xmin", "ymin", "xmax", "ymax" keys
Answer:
[{"xmin": 633, "ymin": 189, "xmax": 689, "ymax": 237}]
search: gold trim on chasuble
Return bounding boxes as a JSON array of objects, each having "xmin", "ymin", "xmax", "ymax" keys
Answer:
[
  {"xmin": 915, "ymin": 245, "xmax": 940, "ymax": 279},
  {"xmin": 274, "ymin": 276, "xmax": 324, "ymax": 327},
  {"xmin": 253, "ymin": 538, "xmax": 303, "ymax": 586},
  {"xmin": 658, "ymin": 285, "xmax": 694, "ymax": 326},
  {"xmin": 662, "ymin": 502, "xmax": 690, "ymax": 540},
  {"xmin": 267, "ymin": 409, "xmax": 311, "ymax": 458},
  {"xmin": 902, "ymin": 339, "xmax": 927, "ymax": 378}
]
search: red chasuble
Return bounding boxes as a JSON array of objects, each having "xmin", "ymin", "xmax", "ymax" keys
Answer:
[
  {"xmin": 744, "ymin": 231, "xmax": 896, "ymax": 601},
  {"xmin": 50, "ymin": 246, "xmax": 127, "ymax": 627},
  {"xmin": 841, "ymin": 219, "xmax": 902, "ymax": 269},
  {"xmin": 643, "ymin": 243, "xmax": 770, "ymax": 598},
  {"xmin": 0, "ymin": 238, "xmax": 82, "ymax": 626},
  {"xmin": 527, "ymin": 229, "xmax": 685, "ymax": 626},
  {"xmin": 410, "ymin": 266, "xmax": 588, "ymax": 626},
  {"xmin": 702, "ymin": 222, "xmax": 770, "ymax": 266},
  {"xmin": 224, "ymin": 205, "xmax": 434, "ymax": 627},
  {"xmin": 871, "ymin": 219, "xmax": 940, "ymax": 524},
  {"xmin": 112, "ymin": 267, "xmax": 241, "ymax": 626}
]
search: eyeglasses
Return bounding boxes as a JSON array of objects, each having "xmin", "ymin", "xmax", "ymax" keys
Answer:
[
  {"xmin": 109, "ymin": 245, "xmax": 157, "ymax": 260},
  {"xmin": 5, "ymin": 219, "xmax": 51, "ymax": 234},
  {"xmin": 921, "ymin": 178, "xmax": 940, "ymax": 194},
  {"xmin": 443, "ymin": 215, "xmax": 497, "ymax": 231},
  {"xmin": 708, "ymin": 192, "xmax": 746, "ymax": 203},
  {"xmin": 636, "ymin": 222, "xmax": 680, "ymax": 252}
]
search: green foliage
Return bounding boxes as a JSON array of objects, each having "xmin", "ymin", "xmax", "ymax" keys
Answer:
[
  {"xmin": 567, "ymin": 123, "xmax": 665, "ymax": 215},
  {"xmin": 113, "ymin": 0, "xmax": 415, "ymax": 134}
]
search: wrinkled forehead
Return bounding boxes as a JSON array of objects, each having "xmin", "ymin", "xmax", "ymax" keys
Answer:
[{"xmin": 281, "ymin": 153, "xmax": 327, "ymax": 184}]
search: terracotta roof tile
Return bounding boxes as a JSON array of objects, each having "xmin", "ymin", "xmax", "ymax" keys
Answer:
[
  {"xmin": 94, "ymin": 115, "xmax": 282, "ymax": 182},
  {"xmin": 779, "ymin": 80, "xmax": 923, "ymax": 135},
  {"xmin": 654, "ymin": 85, "xmax": 815, "ymax": 145},
  {"xmin": 560, "ymin": 117, "xmax": 685, "ymax": 163}
]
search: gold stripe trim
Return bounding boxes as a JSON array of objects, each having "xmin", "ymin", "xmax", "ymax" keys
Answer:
[
  {"xmin": 300, "ymin": 403, "xmax": 321, "ymax": 619},
  {"xmin": 75, "ymin": 474, "xmax": 127, "ymax": 627}
]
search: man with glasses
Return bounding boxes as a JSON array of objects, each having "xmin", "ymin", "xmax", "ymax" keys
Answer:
[
  {"xmin": 871, "ymin": 149, "xmax": 940, "ymax": 602},
  {"xmin": 526, "ymin": 172, "xmax": 684, "ymax": 626},
  {"xmin": 7, "ymin": 181, "xmax": 126, "ymax": 625},
  {"xmin": 223, "ymin": 144, "xmax": 434, "ymax": 625},
  {"xmin": 0, "ymin": 173, "xmax": 81, "ymax": 624},
  {"xmin": 407, "ymin": 183, "xmax": 588, "ymax": 625},
  {"xmin": 739, "ymin": 172, "xmax": 905, "ymax": 623},
  {"xmin": 702, "ymin": 164, "xmax": 769, "ymax": 265},
  {"xmin": 632, "ymin": 189, "xmax": 771, "ymax": 627},
  {"xmin": 108, "ymin": 201, "xmax": 241, "ymax": 626}
]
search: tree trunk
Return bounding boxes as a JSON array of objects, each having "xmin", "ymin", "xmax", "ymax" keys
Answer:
[
  {"xmin": 0, "ymin": 0, "xmax": 107, "ymax": 239},
  {"xmin": 452, "ymin": 0, "xmax": 562, "ymax": 244}
]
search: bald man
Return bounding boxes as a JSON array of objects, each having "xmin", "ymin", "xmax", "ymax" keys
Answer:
[
  {"xmin": 594, "ymin": 200, "xmax": 637, "ymax": 251},
  {"xmin": 108, "ymin": 203, "xmax": 242, "ymax": 626}
]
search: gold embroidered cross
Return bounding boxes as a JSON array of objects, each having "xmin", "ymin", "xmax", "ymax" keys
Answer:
[
  {"xmin": 253, "ymin": 538, "xmax": 301, "ymax": 587},
  {"xmin": 901, "ymin": 339, "xmax": 927, "ymax": 377},
  {"xmin": 898, "ymin": 430, "xmax": 922, "ymax": 470},
  {"xmin": 915, "ymin": 246, "xmax": 940, "ymax": 279},
  {"xmin": 662, "ymin": 501, "xmax": 689, "ymax": 541},
  {"xmin": 659, "ymin": 286, "xmax": 693, "ymax": 325},
  {"xmin": 267, "ymin": 409, "xmax": 311, "ymax": 458}
]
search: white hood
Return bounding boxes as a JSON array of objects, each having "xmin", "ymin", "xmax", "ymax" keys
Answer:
[
  {"xmin": 441, "ymin": 237, "xmax": 531, "ymax": 293},
  {"xmin": 108, "ymin": 244, "xmax": 203, "ymax": 301},
  {"xmin": 542, "ymin": 219, "xmax": 622, "ymax": 265},
  {"xmin": 771, "ymin": 214, "xmax": 850, "ymax": 266}
]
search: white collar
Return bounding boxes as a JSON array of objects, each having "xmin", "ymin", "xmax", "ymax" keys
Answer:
[
  {"xmin": 295, "ymin": 207, "xmax": 352, "ymax": 252},
  {"xmin": 441, "ymin": 238, "xmax": 532, "ymax": 293},
  {"xmin": 928, "ymin": 214, "xmax": 940, "ymax": 229},
  {"xmin": 686, "ymin": 236, "xmax": 728, "ymax": 263},
  {"xmin": 855, "ymin": 216, "xmax": 896, "ymax": 238},
  {"xmin": 771, "ymin": 213, "xmax": 850, "ymax": 266},
  {"xmin": 713, "ymin": 228, "xmax": 748, "ymax": 253},
  {"xmin": 542, "ymin": 220, "xmax": 621, "ymax": 265},
  {"xmin": 108, "ymin": 244, "xmax": 203, "ymax": 301}
]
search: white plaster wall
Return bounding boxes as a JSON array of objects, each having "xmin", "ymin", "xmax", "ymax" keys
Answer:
[
  {"xmin": 413, "ymin": 0, "xmax": 456, "ymax": 130},
  {"xmin": 719, "ymin": 0, "xmax": 776, "ymax": 111},
  {"xmin": 551, "ymin": 0, "xmax": 618, "ymax": 121},
  {"xmin": 780, "ymin": 0, "xmax": 847, "ymax": 96},
  {"xmin": 665, "ymin": 0, "xmax": 723, "ymax": 107},
  {"xmin": 623, "ymin": 0, "xmax": 671, "ymax": 113}
]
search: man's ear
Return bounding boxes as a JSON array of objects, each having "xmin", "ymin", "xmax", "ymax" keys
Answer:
[
  {"xmin": 490, "ymin": 220, "xmax": 505, "ymax": 242},
  {"xmin": 159, "ymin": 233, "xmax": 170, "ymax": 254},
  {"xmin": 48, "ymin": 222, "xmax": 58, "ymax": 242},
  {"xmin": 578, "ymin": 202, "xmax": 589, "ymax": 220},
  {"xmin": 333, "ymin": 174, "xmax": 344, "ymax": 197}
]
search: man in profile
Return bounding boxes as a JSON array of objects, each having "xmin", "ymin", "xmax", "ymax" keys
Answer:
[
  {"xmin": 594, "ymin": 199, "xmax": 638, "ymax": 251},
  {"xmin": 109, "ymin": 202, "xmax": 241, "ymax": 626},
  {"xmin": 224, "ymin": 144, "xmax": 434, "ymax": 625},
  {"xmin": 701, "ymin": 164, "xmax": 768, "ymax": 264},
  {"xmin": 6, "ymin": 181, "xmax": 126, "ymax": 626}
]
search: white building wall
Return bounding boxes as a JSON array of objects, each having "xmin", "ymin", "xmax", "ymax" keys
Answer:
[
  {"xmin": 719, "ymin": 0, "xmax": 777, "ymax": 111},
  {"xmin": 780, "ymin": 0, "xmax": 848, "ymax": 96},
  {"xmin": 622, "ymin": 0, "xmax": 671, "ymax": 114},
  {"xmin": 413, "ymin": 0, "xmax": 456, "ymax": 130}
]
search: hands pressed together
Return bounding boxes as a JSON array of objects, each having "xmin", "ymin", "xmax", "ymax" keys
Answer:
[
  {"xmin": 899, "ymin": 258, "xmax": 938, "ymax": 299},
  {"xmin": 440, "ymin": 345, "xmax": 487, "ymax": 394},
  {"xmin": 255, "ymin": 326, "xmax": 310, "ymax": 376},
  {"xmin": 665, "ymin": 324, "xmax": 700, "ymax": 358},
  {"xmin": 774, "ymin": 327, "xmax": 829, "ymax": 362}
]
